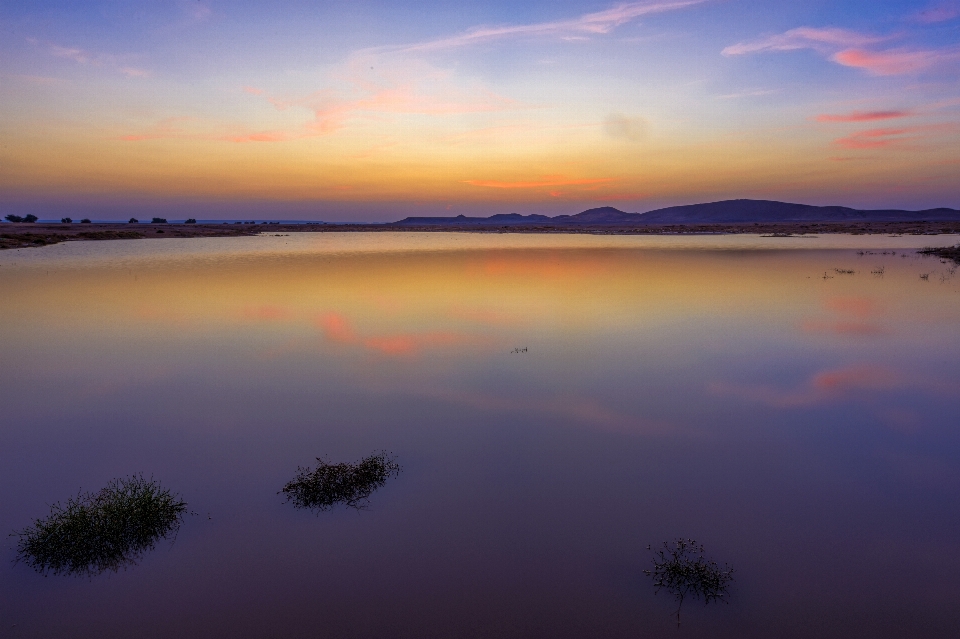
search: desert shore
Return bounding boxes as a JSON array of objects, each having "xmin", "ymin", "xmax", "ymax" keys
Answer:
[{"xmin": 3, "ymin": 219, "xmax": 960, "ymax": 251}]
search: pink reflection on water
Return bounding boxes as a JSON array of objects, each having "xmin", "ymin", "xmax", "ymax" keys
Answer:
[
  {"xmin": 317, "ymin": 311, "xmax": 482, "ymax": 357},
  {"xmin": 801, "ymin": 296, "xmax": 888, "ymax": 336},
  {"xmin": 239, "ymin": 305, "xmax": 294, "ymax": 322},
  {"xmin": 710, "ymin": 364, "xmax": 902, "ymax": 408}
]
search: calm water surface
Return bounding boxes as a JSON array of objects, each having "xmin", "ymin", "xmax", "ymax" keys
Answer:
[{"xmin": 1, "ymin": 232, "xmax": 959, "ymax": 638}]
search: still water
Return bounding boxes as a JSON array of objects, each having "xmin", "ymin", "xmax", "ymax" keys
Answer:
[{"xmin": 1, "ymin": 232, "xmax": 959, "ymax": 638}]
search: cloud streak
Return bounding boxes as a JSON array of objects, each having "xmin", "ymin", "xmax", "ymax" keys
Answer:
[
  {"xmin": 400, "ymin": 1, "xmax": 706, "ymax": 52},
  {"xmin": 463, "ymin": 177, "xmax": 614, "ymax": 189},
  {"xmin": 816, "ymin": 110, "xmax": 912, "ymax": 122},
  {"xmin": 831, "ymin": 124, "xmax": 955, "ymax": 149},
  {"xmin": 43, "ymin": 41, "xmax": 149, "ymax": 78},
  {"xmin": 724, "ymin": 26, "xmax": 960, "ymax": 76}
]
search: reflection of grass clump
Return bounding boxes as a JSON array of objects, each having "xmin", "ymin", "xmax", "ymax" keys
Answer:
[
  {"xmin": 281, "ymin": 452, "xmax": 401, "ymax": 512},
  {"xmin": 644, "ymin": 539, "xmax": 734, "ymax": 626},
  {"xmin": 13, "ymin": 475, "xmax": 187, "ymax": 577},
  {"xmin": 918, "ymin": 245, "xmax": 960, "ymax": 264}
]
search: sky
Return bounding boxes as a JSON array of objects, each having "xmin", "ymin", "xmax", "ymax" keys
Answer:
[{"xmin": 1, "ymin": 0, "xmax": 959, "ymax": 221}]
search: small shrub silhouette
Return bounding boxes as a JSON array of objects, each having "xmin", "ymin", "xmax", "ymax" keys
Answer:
[
  {"xmin": 185, "ymin": 218, "xmax": 197, "ymax": 224},
  {"xmin": 80, "ymin": 218, "xmax": 91, "ymax": 223},
  {"xmin": 5, "ymin": 215, "xmax": 23, "ymax": 223},
  {"xmin": 151, "ymin": 217, "xmax": 167, "ymax": 224},
  {"xmin": 61, "ymin": 217, "xmax": 73, "ymax": 224},
  {"xmin": 129, "ymin": 217, "xmax": 139, "ymax": 223},
  {"xmin": 644, "ymin": 539, "xmax": 733, "ymax": 626},
  {"xmin": 13, "ymin": 475, "xmax": 187, "ymax": 577},
  {"xmin": 281, "ymin": 452, "xmax": 400, "ymax": 512}
]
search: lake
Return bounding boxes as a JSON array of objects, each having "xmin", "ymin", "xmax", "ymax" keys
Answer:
[{"xmin": 2, "ymin": 232, "xmax": 959, "ymax": 638}]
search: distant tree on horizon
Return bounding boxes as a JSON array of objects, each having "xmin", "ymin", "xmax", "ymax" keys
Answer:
[
  {"xmin": 129, "ymin": 217, "xmax": 139, "ymax": 223},
  {"xmin": 151, "ymin": 217, "xmax": 167, "ymax": 224},
  {"xmin": 61, "ymin": 217, "xmax": 73, "ymax": 223},
  {"xmin": 5, "ymin": 214, "xmax": 23, "ymax": 223}
]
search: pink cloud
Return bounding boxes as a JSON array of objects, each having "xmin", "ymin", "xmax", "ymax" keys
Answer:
[
  {"xmin": 242, "ymin": 85, "xmax": 264, "ymax": 96},
  {"xmin": 44, "ymin": 42, "xmax": 150, "ymax": 78},
  {"xmin": 725, "ymin": 26, "xmax": 960, "ymax": 76},
  {"xmin": 463, "ymin": 177, "xmax": 614, "ymax": 189},
  {"xmin": 831, "ymin": 124, "xmax": 955, "ymax": 149},
  {"xmin": 913, "ymin": 2, "xmax": 960, "ymax": 23},
  {"xmin": 401, "ymin": 1, "xmax": 706, "ymax": 52},
  {"xmin": 831, "ymin": 48, "xmax": 950, "ymax": 75},
  {"xmin": 722, "ymin": 27, "xmax": 885, "ymax": 56},
  {"xmin": 815, "ymin": 110, "xmax": 912, "ymax": 122}
]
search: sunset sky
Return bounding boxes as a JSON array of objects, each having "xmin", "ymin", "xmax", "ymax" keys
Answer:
[{"xmin": 2, "ymin": 0, "xmax": 959, "ymax": 221}]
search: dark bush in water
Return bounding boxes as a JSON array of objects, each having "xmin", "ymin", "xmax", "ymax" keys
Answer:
[
  {"xmin": 13, "ymin": 475, "xmax": 188, "ymax": 577},
  {"xmin": 281, "ymin": 452, "xmax": 400, "ymax": 512}
]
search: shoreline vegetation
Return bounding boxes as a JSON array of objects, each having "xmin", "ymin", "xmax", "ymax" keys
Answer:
[
  {"xmin": 3, "ymin": 220, "xmax": 960, "ymax": 252},
  {"xmin": 918, "ymin": 245, "xmax": 960, "ymax": 264}
]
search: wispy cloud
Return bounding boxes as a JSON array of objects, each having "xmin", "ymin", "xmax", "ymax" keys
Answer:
[
  {"xmin": 815, "ymin": 110, "xmax": 912, "ymax": 122},
  {"xmin": 722, "ymin": 27, "xmax": 885, "ymax": 56},
  {"xmin": 603, "ymin": 113, "xmax": 648, "ymax": 141},
  {"xmin": 178, "ymin": 0, "xmax": 212, "ymax": 23},
  {"xmin": 716, "ymin": 88, "xmax": 781, "ymax": 99},
  {"xmin": 831, "ymin": 124, "xmax": 956, "ymax": 149},
  {"xmin": 912, "ymin": 2, "xmax": 960, "ymax": 24},
  {"xmin": 831, "ymin": 47, "xmax": 960, "ymax": 75},
  {"xmin": 724, "ymin": 26, "xmax": 960, "ymax": 76},
  {"xmin": 42, "ymin": 40, "xmax": 149, "ymax": 78},
  {"xmin": 399, "ymin": 1, "xmax": 706, "ymax": 52},
  {"xmin": 463, "ymin": 177, "xmax": 614, "ymax": 189}
]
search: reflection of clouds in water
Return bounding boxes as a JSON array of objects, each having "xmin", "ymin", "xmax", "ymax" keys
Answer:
[
  {"xmin": 316, "ymin": 311, "xmax": 484, "ymax": 357},
  {"xmin": 801, "ymin": 296, "xmax": 888, "ymax": 336},
  {"xmin": 710, "ymin": 364, "xmax": 901, "ymax": 408},
  {"xmin": 447, "ymin": 305, "xmax": 524, "ymax": 326},
  {"xmin": 239, "ymin": 305, "xmax": 294, "ymax": 321},
  {"xmin": 711, "ymin": 364, "xmax": 960, "ymax": 410},
  {"xmin": 415, "ymin": 388, "xmax": 677, "ymax": 435}
]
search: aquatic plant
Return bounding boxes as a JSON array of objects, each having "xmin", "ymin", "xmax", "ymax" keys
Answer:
[
  {"xmin": 281, "ymin": 452, "xmax": 401, "ymax": 512},
  {"xmin": 644, "ymin": 539, "xmax": 733, "ymax": 626},
  {"xmin": 13, "ymin": 475, "xmax": 188, "ymax": 577},
  {"xmin": 918, "ymin": 245, "xmax": 960, "ymax": 264}
]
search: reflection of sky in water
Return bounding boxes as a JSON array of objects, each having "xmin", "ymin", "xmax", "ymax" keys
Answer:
[{"xmin": 1, "ymin": 234, "xmax": 959, "ymax": 637}]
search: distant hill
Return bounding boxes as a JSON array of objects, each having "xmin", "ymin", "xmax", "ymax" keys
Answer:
[{"xmin": 393, "ymin": 200, "xmax": 960, "ymax": 226}]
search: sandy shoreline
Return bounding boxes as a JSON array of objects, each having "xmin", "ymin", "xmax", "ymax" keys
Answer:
[{"xmin": 3, "ymin": 220, "xmax": 960, "ymax": 251}]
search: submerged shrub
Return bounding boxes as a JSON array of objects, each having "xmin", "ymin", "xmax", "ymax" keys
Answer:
[
  {"xmin": 13, "ymin": 475, "xmax": 188, "ymax": 577},
  {"xmin": 281, "ymin": 452, "xmax": 401, "ymax": 512},
  {"xmin": 644, "ymin": 539, "xmax": 733, "ymax": 626}
]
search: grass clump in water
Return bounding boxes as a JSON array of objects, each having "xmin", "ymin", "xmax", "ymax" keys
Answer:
[
  {"xmin": 281, "ymin": 452, "xmax": 401, "ymax": 512},
  {"xmin": 644, "ymin": 539, "xmax": 734, "ymax": 626},
  {"xmin": 13, "ymin": 475, "xmax": 187, "ymax": 577}
]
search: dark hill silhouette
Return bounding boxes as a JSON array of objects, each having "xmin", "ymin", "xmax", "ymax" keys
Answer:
[{"xmin": 393, "ymin": 199, "xmax": 960, "ymax": 226}]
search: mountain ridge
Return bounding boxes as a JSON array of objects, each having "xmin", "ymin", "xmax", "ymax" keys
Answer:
[{"xmin": 393, "ymin": 199, "xmax": 960, "ymax": 226}]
